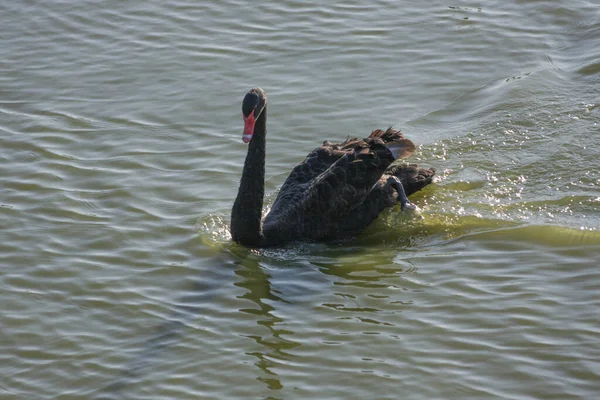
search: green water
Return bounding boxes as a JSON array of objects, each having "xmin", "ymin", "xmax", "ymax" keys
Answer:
[{"xmin": 1, "ymin": 1, "xmax": 599, "ymax": 399}]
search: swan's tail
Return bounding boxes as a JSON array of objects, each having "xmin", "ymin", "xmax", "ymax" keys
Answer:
[{"xmin": 368, "ymin": 127, "xmax": 416, "ymax": 159}]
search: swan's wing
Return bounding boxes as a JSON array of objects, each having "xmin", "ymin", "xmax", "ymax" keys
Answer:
[
  {"xmin": 298, "ymin": 130, "xmax": 416, "ymax": 218},
  {"xmin": 265, "ymin": 139, "xmax": 357, "ymax": 220},
  {"xmin": 270, "ymin": 128, "xmax": 414, "ymax": 216},
  {"xmin": 263, "ymin": 128, "xmax": 415, "ymax": 242},
  {"xmin": 280, "ymin": 144, "xmax": 345, "ymax": 189},
  {"xmin": 300, "ymin": 146, "xmax": 394, "ymax": 217},
  {"xmin": 264, "ymin": 139, "xmax": 410, "ymax": 240}
]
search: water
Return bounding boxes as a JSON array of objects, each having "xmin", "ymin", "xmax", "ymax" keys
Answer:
[{"xmin": 1, "ymin": 0, "xmax": 599, "ymax": 399}]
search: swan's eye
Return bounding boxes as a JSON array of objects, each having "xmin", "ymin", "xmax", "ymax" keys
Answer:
[{"xmin": 253, "ymin": 103, "xmax": 265, "ymax": 119}]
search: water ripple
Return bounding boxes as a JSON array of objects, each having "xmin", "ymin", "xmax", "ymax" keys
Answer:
[{"xmin": 2, "ymin": 0, "xmax": 600, "ymax": 399}]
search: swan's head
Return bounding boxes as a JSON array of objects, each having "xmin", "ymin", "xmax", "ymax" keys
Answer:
[{"xmin": 241, "ymin": 87, "xmax": 267, "ymax": 143}]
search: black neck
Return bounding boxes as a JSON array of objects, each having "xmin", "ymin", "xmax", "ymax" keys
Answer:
[{"xmin": 230, "ymin": 107, "xmax": 267, "ymax": 246}]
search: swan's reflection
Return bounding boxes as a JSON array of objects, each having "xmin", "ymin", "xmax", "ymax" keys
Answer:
[
  {"xmin": 234, "ymin": 260, "xmax": 290, "ymax": 391},
  {"xmin": 95, "ymin": 246, "xmax": 304, "ymax": 398},
  {"xmin": 94, "ymin": 233, "xmax": 419, "ymax": 399}
]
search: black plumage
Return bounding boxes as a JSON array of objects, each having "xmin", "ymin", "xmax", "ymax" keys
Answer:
[{"xmin": 230, "ymin": 87, "xmax": 435, "ymax": 247}]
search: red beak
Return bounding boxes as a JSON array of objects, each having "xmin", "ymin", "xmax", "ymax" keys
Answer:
[{"xmin": 243, "ymin": 113, "xmax": 256, "ymax": 143}]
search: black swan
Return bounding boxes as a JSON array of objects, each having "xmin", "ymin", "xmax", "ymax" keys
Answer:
[{"xmin": 231, "ymin": 87, "xmax": 435, "ymax": 247}]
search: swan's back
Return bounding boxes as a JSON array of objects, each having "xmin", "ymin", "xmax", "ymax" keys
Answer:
[{"xmin": 262, "ymin": 128, "xmax": 417, "ymax": 244}]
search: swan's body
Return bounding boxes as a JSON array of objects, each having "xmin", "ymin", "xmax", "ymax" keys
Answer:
[{"xmin": 231, "ymin": 87, "xmax": 435, "ymax": 247}]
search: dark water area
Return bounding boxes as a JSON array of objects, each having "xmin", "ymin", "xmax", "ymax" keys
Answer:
[{"xmin": 1, "ymin": 1, "xmax": 599, "ymax": 399}]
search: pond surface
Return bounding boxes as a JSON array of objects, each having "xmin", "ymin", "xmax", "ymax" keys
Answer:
[{"xmin": 2, "ymin": 1, "xmax": 599, "ymax": 399}]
